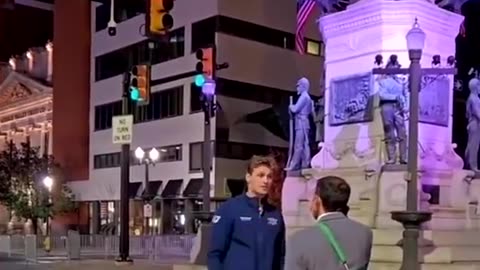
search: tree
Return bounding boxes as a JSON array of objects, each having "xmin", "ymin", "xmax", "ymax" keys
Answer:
[{"xmin": 0, "ymin": 141, "xmax": 77, "ymax": 234}]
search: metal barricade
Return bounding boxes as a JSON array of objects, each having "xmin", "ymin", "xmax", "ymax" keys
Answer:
[
  {"xmin": 0, "ymin": 233, "xmax": 195, "ymax": 262},
  {"xmin": 0, "ymin": 235, "xmax": 11, "ymax": 256},
  {"xmin": 24, "ymin": 234, "xmax": 37, "ymax": 262}
]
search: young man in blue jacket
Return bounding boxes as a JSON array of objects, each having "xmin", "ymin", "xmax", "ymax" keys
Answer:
[{"xmin": 207, "ymin": 155, "xmax": 285, "ymax": 270}]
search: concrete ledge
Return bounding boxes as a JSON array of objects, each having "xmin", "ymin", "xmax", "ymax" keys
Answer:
[
  {"xmin": 370, "ymin": 262, "xmax": 480, "ymax": 270},
  {"xmin": 173, "ymin": 264, "xmax": 206, "ymax": 270},
  {"xmin": 50, "ymin": 260, "xmax": 170, "ymax": 270}
]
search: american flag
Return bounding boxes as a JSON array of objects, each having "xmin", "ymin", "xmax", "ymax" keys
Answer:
[{"xmin": 296, "ymin": 0, "xmax": 316, "ymax": 54}]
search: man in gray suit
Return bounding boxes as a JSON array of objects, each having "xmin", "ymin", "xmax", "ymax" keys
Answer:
[{"xmin": 285, "ymin": 176, "xmax": 373, "ymax": 270}]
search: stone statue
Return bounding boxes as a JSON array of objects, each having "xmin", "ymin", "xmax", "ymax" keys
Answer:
[
  {"xmin": 378, "ymin": 61, "xmax": 408, "ymax": 164},
  {"xmin": 465, "ymin": 78, "xmax": 480, "ymax": 171},
  {"xmin": 313, "ymin": 96, "xmax": 325, "ymax": 148},
  {"xmin": 285, "ymin": 77, "xmax": 313, "ymax": 171}
]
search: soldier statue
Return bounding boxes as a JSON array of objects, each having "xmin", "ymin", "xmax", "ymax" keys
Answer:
[
  {"xmin": 378, "ymin": 57, "xmax": 408, "ymax": 164},
  {"xmin": 465, "ymin": 78, "xmax": 480, "ymax": 171},
  {"xmin": 313, "ymin": 96, "xmax": 325, "ymax": 148},
  {"xmin": 285, "ymin": 77, "xmax": 313, "ymax": 171}
]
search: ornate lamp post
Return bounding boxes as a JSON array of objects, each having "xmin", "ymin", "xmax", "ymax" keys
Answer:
[
  {"xmin": 43, "ymin": 176, "xmax": 53, "ymax": 253},
  {"xmin": 391, "ymin": 19, "xmax": 433, "ymax": 270},
  {"xmin": 135, "ymin": 147, "xmax": 160, "ymax": 234}
]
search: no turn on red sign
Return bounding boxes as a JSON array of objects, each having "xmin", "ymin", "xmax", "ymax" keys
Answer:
[{"xmin": 112, "ymin": 115, "xmax": 133, "ymax": 144}]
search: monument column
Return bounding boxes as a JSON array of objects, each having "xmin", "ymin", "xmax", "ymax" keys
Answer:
[
  {"xmin": 312, "ymin": 0, "xmax": 463, "ymax": 171},
  {"xmin": 283, "ymin": 0, "xmax": 465, "ymax": 233}
]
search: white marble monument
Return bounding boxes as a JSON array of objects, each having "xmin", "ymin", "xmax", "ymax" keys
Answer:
[{"xmin": 283, "ymin": 0, "xmax": 480, "ymax": 268}]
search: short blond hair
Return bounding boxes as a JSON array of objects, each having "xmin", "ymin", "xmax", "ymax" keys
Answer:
[{"xmin": 246, "ymin": 155, "xmax": 277, "ymax": 174}]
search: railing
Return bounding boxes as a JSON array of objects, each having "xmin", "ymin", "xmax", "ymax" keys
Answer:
[{"xmin": 0, "ymin": 234, "xmax": 195, "ymax": 263}]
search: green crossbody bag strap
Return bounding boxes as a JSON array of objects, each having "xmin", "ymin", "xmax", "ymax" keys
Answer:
[{"xmin": 316, "ymin": 222, "xmax": 350, "ymax": 270}]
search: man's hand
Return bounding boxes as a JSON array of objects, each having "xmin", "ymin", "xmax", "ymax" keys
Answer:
[{"xmin": 289, "ymin": 104, "xmax": 295, "ymax": 112}]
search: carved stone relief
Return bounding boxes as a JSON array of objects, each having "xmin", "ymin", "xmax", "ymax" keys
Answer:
[
  {"xmin": 0, "ymin": 83, "xmax": 32, "ymax": 108},
  {"xmin": 329, "ymin": 73, "xmax": 374, "ymax": 126},
  {"xmin": 419, "ymin": 75, "xmax": 450, "ymax": 127}
]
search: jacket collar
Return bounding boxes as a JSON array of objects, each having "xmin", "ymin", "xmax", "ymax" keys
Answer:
[
  {"xmin": 242, "ymin": 193, "xmax": 269, "ymax": 210},
  {"xmin": 317, "ymin": 212, "xmax": 346, "ymax": 222}
]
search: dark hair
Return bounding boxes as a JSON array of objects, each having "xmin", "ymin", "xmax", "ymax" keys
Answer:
[
  {"xmin": 315, "ymin": 176, "xmax": 351, "ymax": 213},
  {"xmin": 246, "ymin": 155, "xmax": 277, "ymax": 174}
]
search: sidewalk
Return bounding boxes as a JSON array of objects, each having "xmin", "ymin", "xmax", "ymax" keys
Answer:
[
  {"xmin": 51, "ymin": 260, "xmax": 174, "ymax": 270},
  {"xmin": 0, "ymin": 257, "xmax": 176, "ymax": 270}
]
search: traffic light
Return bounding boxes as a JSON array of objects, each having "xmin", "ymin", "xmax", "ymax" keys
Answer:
[
  {"xmin": 129, "ymin": 65, "xmax": 150, "ymax": 105},
  {"xmin": 195, "ymin": 47, "xmax": 214, "ymax": 87},
  {"xmin": 146, "ymin": 0, "xmax": 174, "ymax": 37}
]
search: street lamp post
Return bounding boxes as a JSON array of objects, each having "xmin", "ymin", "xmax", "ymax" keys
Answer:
[
  {"xmin": 391, "ymin": 19, "xmax": 433, "ymax": 270},
  {"xmin": 135, "ymin": 147, "xmax": 160, "ymax": 235},
  {"xmin": 43, "ymin": 176, "xmax": 53, "ymax": 253}
]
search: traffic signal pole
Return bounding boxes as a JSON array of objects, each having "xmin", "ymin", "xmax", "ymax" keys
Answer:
[
  {"xmin": 117, "ymin": 71, "xmax": 132, "ymax": 264},
  {"xmin": 195, "ymin": 46, "xmax": 228, "ymax": 215}
]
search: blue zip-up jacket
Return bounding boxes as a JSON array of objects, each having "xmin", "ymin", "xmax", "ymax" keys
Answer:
[{"xmin": 207, "ymin": 194, "xmax": 285, "ymax": 270}]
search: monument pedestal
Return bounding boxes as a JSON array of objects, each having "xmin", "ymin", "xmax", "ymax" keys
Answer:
[{"xmin": 282, "ymin": 0, "xmax": 480, "ymax": 269}]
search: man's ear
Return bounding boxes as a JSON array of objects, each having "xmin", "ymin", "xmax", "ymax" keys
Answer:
[{"xmin": 245, "ymin": 173, "xmax": 251, "ymax": 184}]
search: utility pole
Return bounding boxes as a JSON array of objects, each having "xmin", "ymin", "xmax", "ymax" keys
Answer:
[
  {"xmin": 194, "ymin": 46, "xmax": 228, "ymax": 215},
  {"xmin": 202, "ymin": 92, "xmax": 213, "ymax": 212},
  {"xmin": 117, "ymin": 71, "xmax": 132, "ymax": 264}
]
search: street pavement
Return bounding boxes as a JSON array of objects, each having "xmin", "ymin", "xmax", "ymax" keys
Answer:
[{"xmin": 0, "ymin": 254, "xmax": 187, "ymax": 270}]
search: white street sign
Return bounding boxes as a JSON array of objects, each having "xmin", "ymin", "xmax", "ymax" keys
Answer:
[
  {"xmin": 112, "ymin": 115, "xmax": 133, "ymax": 144},
  {"xmin": 144, "ymin": 204, "xmax": 152, "ymax": 218}
]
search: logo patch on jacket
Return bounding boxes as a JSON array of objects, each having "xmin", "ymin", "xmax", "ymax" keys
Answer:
[
  {"xmin": 240, "ymin": 216, "xmax": 252, "ymax": 221},
  {"xmin": 212, "ymin": 215, "xmax": 221, "ymax": 223},
  {"xmin": 267, "ymin": 217, "xmax": 278, "ymax": 226}
]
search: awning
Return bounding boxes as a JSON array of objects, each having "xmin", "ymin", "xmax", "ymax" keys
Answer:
[
  {"xmin": 142, "ymin": 180, "xmax": 163, "ymax": 198},
  {"xmin": 128, "ymin": 182, "xmax": 142, "ymax": 199},
  {"xmin": 226, "ymin": 179, "xmax": 246, "ymax": 197},
  {"xmin": 161, "ymin": 179, "xmax": 183, "ymax": 198},
  {"xmin": 183, "ymin": 178, "xmax": 203, "ymax": 198}
]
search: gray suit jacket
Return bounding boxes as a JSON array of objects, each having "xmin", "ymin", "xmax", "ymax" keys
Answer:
[{"xmin": 285, "ymin": 212, "xmax": 373, "ymax": 270}]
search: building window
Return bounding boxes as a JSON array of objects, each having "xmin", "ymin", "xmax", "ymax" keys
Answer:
[
  {"xmin": 94, "ymin": 152, "xmax": 121, "ymax": 169},
  {"xmin": 189, "ymin": 142, "xmax": 214, "ymax": 171},
  {"xmin": 190, "ymin": 83, "xmax": 203, "ymax": 112},
  {"xmin": 191, "ymin": 16, "xmax": 217, "ymax": 53},
  {"xmin": 216, "ymin": 78, "xmax": 292, "ymax": 104},
  {"xmin": 95, "ymin": 27, "xmax": 185, "ymax": 81},
  {"xmin": 189, "ymin": 142, "xmax": 203, "ymax": 171},
  {"xmin": 94, "ymin": 144, "xmax": 182, "ymax": 169},
  {"xmin": 192, "ymin": 16, "xmax": 323, "ymax": 52},
  {"xmin": 95, "ymin": 1, "xmax": 145, "ymax": 32},
  {"xmin": 306, "ymin": 39, "xmax": 323, "ymax": 57},
  {"xmin": 94, "ymin": 86, "xmax": 183, "ymax": 131},
  {"xmin": 216, "ymin": 128, "xmax": 229, "ymax": 141},
  {"xmin": 215, "ymin": 141, "xmax": 287, "ymax": 160},
  {"xmin": 159, "ymin": 145, "xmax": 182, "ymax": 162}
]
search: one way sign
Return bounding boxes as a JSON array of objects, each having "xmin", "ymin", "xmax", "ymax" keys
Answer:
[{"xmin": 112, "ymin": 115, "xmax": 133, "ymax": 144}]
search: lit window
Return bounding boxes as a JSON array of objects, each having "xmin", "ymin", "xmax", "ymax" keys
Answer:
[{"xmin": 306, "ymin": 40, "xmax": 320, "ymax": 56}]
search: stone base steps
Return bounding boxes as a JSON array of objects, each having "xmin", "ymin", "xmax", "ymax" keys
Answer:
[
  {"xmin": 371, "ymin": 245, "xmax": 480, "ymax": 264},
  {"xmin": 370, "ymin": 262, "xmax": 480, "ymax": 270},
  {"xmin": 285, "ymin": 227, "xmax": 480, "ymax": 263},
  {"xmin": 372, "ymin": 229, "xmax": 480, "ymax": 246}
]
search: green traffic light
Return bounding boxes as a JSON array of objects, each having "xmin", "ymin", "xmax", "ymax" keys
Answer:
[
  {"xmin": 130, "ymin": 87, "xmax": 140, "ymax": 100},
  {"xmin": 194, "ymin": 74, "xmax": 205, "ymax": 87}
]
